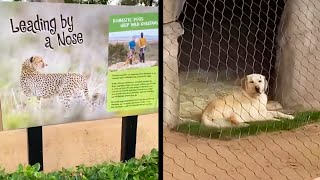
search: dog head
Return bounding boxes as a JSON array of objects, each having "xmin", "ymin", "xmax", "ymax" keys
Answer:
[
  {"xmin": 241, "ymin": 73, "xmax": 268, "ymax": 97},
  {"xmin": 28, "ymin": 56, "xmax": 48, "ymax": 69}
]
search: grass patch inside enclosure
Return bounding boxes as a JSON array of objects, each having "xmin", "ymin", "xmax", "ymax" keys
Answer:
[{"xmin": 174, "ymin": 111, "xmax": 320, "ymax": 140}]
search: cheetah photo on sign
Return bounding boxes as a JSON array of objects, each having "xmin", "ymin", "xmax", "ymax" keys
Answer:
[{"xmin": 20, "ymin": 56, "xmax": 96, "ymax": 111}]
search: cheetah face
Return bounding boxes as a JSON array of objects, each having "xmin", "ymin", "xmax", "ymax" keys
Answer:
[{"xmin": 29, "ymin": 56, "xmax": 48, "ymax": 70}]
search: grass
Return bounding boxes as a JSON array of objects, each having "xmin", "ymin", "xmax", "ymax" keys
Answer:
[
  {"xmin": 174, "ymin": 111, "xmax": 320, "ymax": 140},
  {"xmin": 3, "ymin": 112, "xmax": 32, "ymax": 130}
]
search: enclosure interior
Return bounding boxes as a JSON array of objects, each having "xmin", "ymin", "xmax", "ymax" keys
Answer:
[{"xmin": 177, "ymin": 0, "xmax": 285, "ymax": 121}]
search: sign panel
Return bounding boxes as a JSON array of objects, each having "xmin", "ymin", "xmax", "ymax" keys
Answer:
[
  {"xmin": 107, "ymin": 12, "xmax": 158, "ymax": 117},
  {"xmin": 0, "ymin": 2, "xmax": 158, "ymax": 130}
]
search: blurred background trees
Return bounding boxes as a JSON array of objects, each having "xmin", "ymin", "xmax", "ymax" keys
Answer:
[{"xmin": 3, "ymin": 0, "xmax": 158, "ymax": 6}]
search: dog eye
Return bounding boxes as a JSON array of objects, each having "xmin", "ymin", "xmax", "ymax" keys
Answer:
[
  {"xmin": 250, "ymin": 81, "xmax": 254, "ymax": 83},
  {"xmin": 258, "ymin": 80, "xmax": 262, "ymax": 83}
]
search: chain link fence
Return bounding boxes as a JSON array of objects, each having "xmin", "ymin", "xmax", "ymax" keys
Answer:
[{"xmin": 164, "ymin": 0, "xmax": 320, "ymax": 179}]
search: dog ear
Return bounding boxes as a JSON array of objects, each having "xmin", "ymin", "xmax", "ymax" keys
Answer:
[
  {"xmin": 29, "ymin": 56, "xmax": 34, "ymax": 63},
  {"xmin": 264, "ymin": 77, "xmax": 268, "ymax": 92},
  {"xmin": 241, "ymin": 76, "xmax": 248, "ymax": 90}
]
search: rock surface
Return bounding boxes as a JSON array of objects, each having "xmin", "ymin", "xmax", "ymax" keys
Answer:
[
  {"xmin": 108, "ymin": 61, "xmax": 157, "ymax": 71},
  {"xmin": 163, "ymin": 22, "xmax": 184, "ymax": 129},
  {"xmin": 163, "ymin": 0, "xmax": 186, "ymax": 24},
  {"xmin": 275, "ymin": 0, "xmax": 320, "ymax": 111}
]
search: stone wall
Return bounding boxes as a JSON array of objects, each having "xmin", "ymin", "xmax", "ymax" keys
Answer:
[
  {"xmin": 163, "ymin": 22, "xmax": 184, "ymax": 129},
  {"xmin": 163, "ymin": 0, "xmax": 185, "ymax": 129},
  {"xmin": 275, "ymin": 0, "xmax": 320, "ymax": 111},
  {"xmin": 163, "ymin": 0, "xmax": 185, "ymax": 24}
]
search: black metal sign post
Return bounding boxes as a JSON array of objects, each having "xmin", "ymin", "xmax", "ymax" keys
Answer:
[
  {"xmin": 27, "ymin": 126, "xmax": 44, "ymax": 171},
  {"xmin": 120, "ymin": 115, "xmax": 138, "ymax": 161},
  {"xmin": 27, "ymin": 116, "xmax": 137, "ymax": 169}
]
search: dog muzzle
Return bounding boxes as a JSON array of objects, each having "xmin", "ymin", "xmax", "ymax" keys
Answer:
[{"xmin": 255, "ymin": 87, "xmax": 261, "ymax": 93}]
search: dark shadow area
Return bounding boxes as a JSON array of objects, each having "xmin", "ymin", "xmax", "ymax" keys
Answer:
[{"xmin": 177, "ymin": 0, "xmax": 286, "ymax": 98}]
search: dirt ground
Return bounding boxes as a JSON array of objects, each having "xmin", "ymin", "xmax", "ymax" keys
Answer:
[
  {"xmin": 164, "ymin": 70, "xmax": 320, "ymax": 179},
  {"xmin": 165, "ymin": 71, "xmax": 320, "ymax": 179},
  {"xmin": 164, "ymin": 124, "xmax": 320, "ymax": 180},
  {"xmin": 0, "ymin": 113, "xmax": 158, "ymax": 172}
]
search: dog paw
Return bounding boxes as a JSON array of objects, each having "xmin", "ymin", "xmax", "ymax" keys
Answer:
[
  {"xmin": 238, "ymin": 123, "xmax": 249, "ymax": 127},
  {"xmin": 271, "ymin": 118, "xmax": 281, "ymax": 121},
  {"xmin": 286, "ymin": 115, "xmax": 295, "ymax": 120}
]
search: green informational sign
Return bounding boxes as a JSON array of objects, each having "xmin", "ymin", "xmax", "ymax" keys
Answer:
[
  {"xmin": 107, "ymin": 12, "xmax": 158, "ymax": 116},
  {"xmin": 107, "ymin": 67, "xmax": 158, "ymax": 111},
  {"xmin": 109, "ymin": 13, "xmax": 158, "ymax": 32}
]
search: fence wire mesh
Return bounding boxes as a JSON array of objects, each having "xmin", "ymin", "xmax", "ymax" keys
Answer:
[{"xmin": 164, "ymin": 0, "xmax": 320, "ymax": 179}]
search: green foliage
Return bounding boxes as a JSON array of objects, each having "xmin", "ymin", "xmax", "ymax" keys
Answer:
[
  {"xmin": 175, "ymin": 111, "xmax": 320, "ymax": 140},
  {"xmin": 3, "ymin": 112, "xmax": 32, "ymax": 130},
  {"xmin": 0, "ymin": 149, "xmax": 158, "ymax": 180},
  {"xmin": 63, "ymin": 0, "xmax": 157, "ymax": 6},
  {"xmin": 108, "ymin": 43, "xmax": 128, "ymax": 66}
]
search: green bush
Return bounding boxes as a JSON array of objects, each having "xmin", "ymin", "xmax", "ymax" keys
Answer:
[
  {"xmin": 0, "ymin": 149, "xmax": 158, "ymax": 180},
  {"xmin": 108, "ymin": 43, "xmax": 129, "ymax": 66}
]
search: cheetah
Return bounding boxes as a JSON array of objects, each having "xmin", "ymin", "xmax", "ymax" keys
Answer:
[{"xmin": 20, "ymin": 56, "xmax": 94, "ymax": 110}]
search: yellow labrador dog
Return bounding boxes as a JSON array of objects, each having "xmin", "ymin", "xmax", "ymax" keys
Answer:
[{"xmin": 201, "ymin": 73, "xmax": 294, "ymax": 128}]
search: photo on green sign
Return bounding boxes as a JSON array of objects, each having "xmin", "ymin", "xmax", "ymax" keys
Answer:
[{"xmin": 108, "ymin": 29, "xmax": 158, "ymax": 71}]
